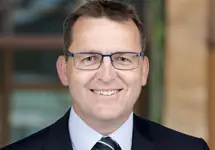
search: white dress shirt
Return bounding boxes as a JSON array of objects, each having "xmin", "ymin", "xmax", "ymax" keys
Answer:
[{"xmin": 69, "ymin": 107, "xmax": 133, "ymax": 150}]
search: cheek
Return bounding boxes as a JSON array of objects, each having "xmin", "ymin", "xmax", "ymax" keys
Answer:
[
  {"xmin": 67, "ymin": 67, "xmax": 93, "ymax": 86},
  {"xmin": 120, "ymin": 70, "xmax": 142, "ymax": 86},
  {"xmin": 120, "ymin": 71, "xmax": 143, "ymax": 102},
  {"xmin": 67, "ymin": 70, "xmax": 95, "ymax": 103},
  {"xmin": 67, "ymin": 70, "xmax": 97, "ymax": 102}
]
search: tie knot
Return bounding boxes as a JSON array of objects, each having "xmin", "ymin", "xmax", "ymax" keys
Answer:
[{"xmin": 92, "ymin": 136, "xmax": 121, "ymax": 150}]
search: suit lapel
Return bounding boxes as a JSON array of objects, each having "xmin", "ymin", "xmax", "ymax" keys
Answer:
[
  {"xmin": 131, "ymin": 114, "xmax": 154, "ymax": 150},
  {"xmin": 43, "ymin": 109, "xmax": 73, "ymax": 150},
  {"xmin": 42, "ymin": 110, "xmax": 154, "ymax": 150}
]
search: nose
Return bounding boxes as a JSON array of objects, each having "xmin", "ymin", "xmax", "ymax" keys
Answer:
[{"xmin": 97, "ymin": 57, "xmax": 117, "ymax": 82}]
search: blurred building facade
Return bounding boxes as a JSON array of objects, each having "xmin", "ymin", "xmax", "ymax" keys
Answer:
[
  {"xmin": 0, "ymin": 0, "xmax": 75, "ymax": 145},
  {"xmin": 0, "ymin": 0, "xmax": 214, "ymax": 149},
  {"xmin": 165, "ymin": 0, "xmax": 209, "ymax": 139},
  {"xmin": 164, "ymin": 0, "xmax": 215, "ymax": 149}
]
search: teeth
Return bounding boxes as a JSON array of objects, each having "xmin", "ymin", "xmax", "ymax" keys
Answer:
[{"xmin": 92, "ymin": 90, "xmax": 119, "ymax": 96}]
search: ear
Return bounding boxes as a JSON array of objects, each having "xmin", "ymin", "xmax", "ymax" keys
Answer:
[
  {"xmin": 56, "ymin": 56, "xmax": 69, "ymax": 86},
  {"xmin": 141, "ymin": 56, "xmax": 149, "ymax": 86}
]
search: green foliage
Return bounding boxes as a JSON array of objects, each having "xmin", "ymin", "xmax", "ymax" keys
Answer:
[{"xmin": 148, "ymin": 0, "xmax": 165, "ymax": 123}]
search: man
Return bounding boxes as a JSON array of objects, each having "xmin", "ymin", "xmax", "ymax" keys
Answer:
[{"xmin": 1, "ymin": 0, "xmax": 210, "ymax": 150}]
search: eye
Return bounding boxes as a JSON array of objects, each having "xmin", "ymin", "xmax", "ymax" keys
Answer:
[
  {"xmin": 113, "ymin": 56, "xmax": 133, "ymax": 64},
  {"xmin": 118, "ymin": 57, "xmax": 131, "ymax": 62},
  {"xmin": 80, "ymin": 54, "xmax": 100, "ymax": 65},
  {"xmin": 83, "ymin": 56, "xmax": 96, "ymax": 61}
]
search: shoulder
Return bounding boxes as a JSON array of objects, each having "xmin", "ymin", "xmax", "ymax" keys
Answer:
[
  {"xmin": 1, "ymin": 109, "xmax": 71, "ymax": 150},
  {"xmin": 134, "ymin": 114, "xmax": 210, "ymax": 149},
  {"xmin": 1, "ymin": 126, "xmax": 51, "ymax": 150}
]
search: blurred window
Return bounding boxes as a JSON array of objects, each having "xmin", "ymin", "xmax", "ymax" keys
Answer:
[
  {"xmin": 5, "ymin": 0, "xmax": 77, "ymax": 143},
  {"xmin": 13, "ymin": 50, "xmax": 62, "ymax": 85},
  {"xmin": 10, "ymin": 89, "xmax": 70, "ymax": 143},
  {"xmin": 12, "ymin": 0, "xmax": 75, "ymax": 34}
]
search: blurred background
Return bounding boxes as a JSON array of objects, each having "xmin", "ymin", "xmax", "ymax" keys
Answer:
[{"xmin": 0, "ymin": 0, "xmax": 214, "ymax": 149}]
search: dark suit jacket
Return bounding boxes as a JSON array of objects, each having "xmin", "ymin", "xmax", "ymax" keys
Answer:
[{"xmin": 1, "ymin": 109, "xmax": 210, "ymax": 150}]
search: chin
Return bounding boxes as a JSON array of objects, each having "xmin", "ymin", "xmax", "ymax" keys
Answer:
[{"xmin": 94, "ymin": 108, "xmax": 122, "ymax": 121}]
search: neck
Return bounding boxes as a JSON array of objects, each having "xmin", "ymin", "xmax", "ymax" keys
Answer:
[{"xmin": 73, "ymin": 107, "xmax": 132, "ymax": 135}]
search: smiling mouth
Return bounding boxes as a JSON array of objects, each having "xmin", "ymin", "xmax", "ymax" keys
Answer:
[{"xmin": 90, "ymin": 89, "xmax": 123, "ymax": 96}]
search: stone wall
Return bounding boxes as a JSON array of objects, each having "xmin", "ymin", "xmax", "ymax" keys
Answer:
[{"xmin": 164, "ymin": 0, "xmax": 209, "ymax": 140}]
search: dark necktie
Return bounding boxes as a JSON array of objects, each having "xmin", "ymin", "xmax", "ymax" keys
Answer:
[{"xmin": 91, "ymin": 136, "xmax": 122, "ymax": 150}]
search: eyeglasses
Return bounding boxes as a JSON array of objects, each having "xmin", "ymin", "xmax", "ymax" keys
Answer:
[{"xmin": 65, "ymin": 51, "xmax": 144, "ymax": 70}]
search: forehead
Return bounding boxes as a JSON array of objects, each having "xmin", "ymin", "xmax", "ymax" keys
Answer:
[{"xmin": 69, "ymin": 17, "xmax": 142, "ymax": 53}]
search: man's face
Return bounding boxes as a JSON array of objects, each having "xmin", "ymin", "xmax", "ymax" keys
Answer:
[{"xmin": 57, "ymin": 17, "xmax": 149, "ymax": 122}]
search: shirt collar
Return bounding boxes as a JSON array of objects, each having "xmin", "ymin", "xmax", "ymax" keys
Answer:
[
  {"xmin": 69, "ymin": 107, "xmax": 133, "ymax": 150},
  {"xmin": 109, "ymin": 113, "xmax": 133, "ymax": 150}
]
